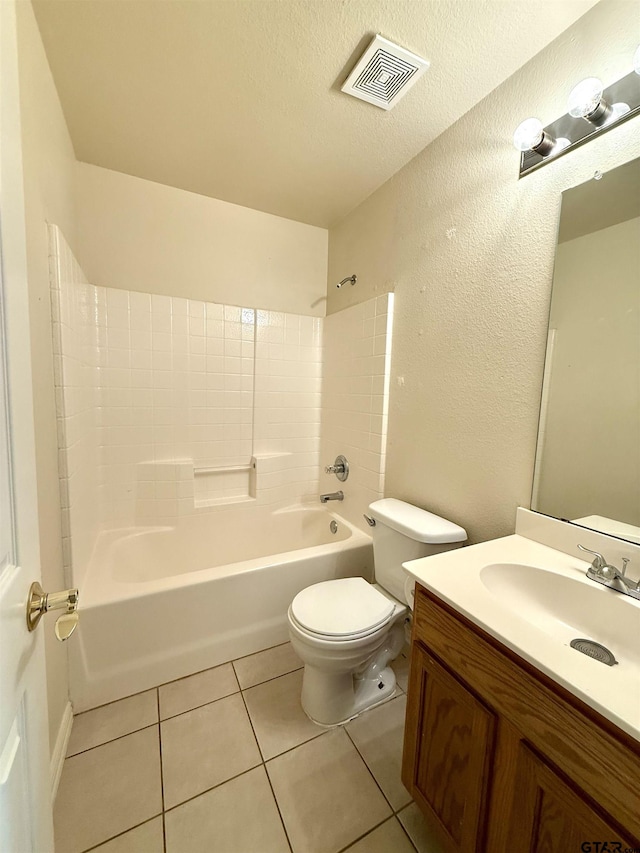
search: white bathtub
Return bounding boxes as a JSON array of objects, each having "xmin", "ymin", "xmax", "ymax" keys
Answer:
[{"xmin": 69, "ymin": 506, "xmax": 373, "ymax": 711}]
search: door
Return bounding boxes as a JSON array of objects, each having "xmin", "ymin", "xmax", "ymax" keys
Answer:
[{"xmin": 0, "ymin": 1, "xmax": 55, "ymax": 850}]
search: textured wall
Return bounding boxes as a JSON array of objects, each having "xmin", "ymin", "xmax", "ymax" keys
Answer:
[
  {"xmin": 75, "ymin": 163, "xmax": 328, "ymax": 316},
  {"xmin": 328, "ymin": 0, "xmax": 640, "ymax": 543}
]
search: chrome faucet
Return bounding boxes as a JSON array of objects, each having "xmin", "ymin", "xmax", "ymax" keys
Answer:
[
  {"xmin": 578, "ymin": 545, "xmax": 639, "ymax": 600},
  {"xmin": 320, "ymin": 491, "xmax": 344, "ymax": 503}
]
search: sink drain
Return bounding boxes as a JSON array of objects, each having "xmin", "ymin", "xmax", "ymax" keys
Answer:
[{"xmin": 570, "ymin": 638, "xmax": 618, "ymax": 666}]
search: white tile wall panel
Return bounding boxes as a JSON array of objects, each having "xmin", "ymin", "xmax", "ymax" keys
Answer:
[
  {"xmin": 319, "ymin": 294, "xmax": 393, "ymax": 532},
  {"xmin": 50, "ymin": 227, "xmax": 326, "ymax": 568},
  {"xmin": 49, "ymin": 225, "xmax": 101, "ymax": 588}
]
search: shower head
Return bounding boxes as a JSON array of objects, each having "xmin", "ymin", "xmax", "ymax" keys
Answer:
[{"xmin": 336, "ymin": 274, "xmax": 357, "ymax": 289}]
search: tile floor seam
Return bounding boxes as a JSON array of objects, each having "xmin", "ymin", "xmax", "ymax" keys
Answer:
[
  {"xmin": 236, "ymin": 663, "xmax": 304, "ymax": 692},
  {"xmin": 74, "ymin": 640, "xmax": 300, "ymax": 717},
  {"xmin": 395, "ymin": 807, "xmax": 421, "ymax": 853},
  {"xmin": 344, "ymin": 721, "xmax": 397, "ymax": 815},
  {"xmin": 161, "ymin": 762, "xmax": 263, "ymax": 816},
  {"xmin": 74, "ymin": 686, "xmax": 160, "ymax": 716},
  {"xmin": 77, "ymin": 814, "xmax": 164, "ymax": 853},
  {"xmin": 66, "ymin": 720, "xmax": 160, "ymax": 759},
  {"xmin": 238, "ymin": 686, "xmax": 294, "ymax": 853},
  {"xmin": 334, "ymin": 815, "xmax": 391, "ymax": 853},
  {"xmin": 160, "ymin": 691, "xmax": 263, "ymax": 813},
  {"xmin": 159, "ymin": 688, "xmax": 241, "ymax": 723},
  {"xmin": 232, "ymin": 639, "xmax": 290, "ymax": 664},
  {"xmin": 261, "ymin": 726, "xmax": 327, "ymax": 763},
  {"xmin": 61, "ymin": 646, "xmax": 415, "ymax": 853},
  {"xmin": 157, "ymin": 689, "xmax": 167, "ymax": 853},
  {"xmin": 156, "ymin": 661, "xmax": 237, "ymax": 691}
]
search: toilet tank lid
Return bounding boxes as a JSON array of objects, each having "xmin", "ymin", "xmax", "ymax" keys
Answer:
[{"xmin": 368, "ymin": 498, "xmax": 467, "ymax": 544}]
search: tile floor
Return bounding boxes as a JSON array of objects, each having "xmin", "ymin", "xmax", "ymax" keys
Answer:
[{"xmin": 55, "ymin": 643, "xmax": 437, "ymax": 853}]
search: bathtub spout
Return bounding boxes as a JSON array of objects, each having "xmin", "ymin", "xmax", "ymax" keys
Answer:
[{"xmin": 320, "ymin": 491, "xmax": 344, "ymax": 503}]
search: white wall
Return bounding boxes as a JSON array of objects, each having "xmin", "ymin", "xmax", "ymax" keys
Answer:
[
  {"xmin": 16, "ymin": 0, "xmax": 78, "ymax": 758},
  {"xmin": 537, "ymin": 216, "xmax": 640, "ymax": 524},
  {"xmin": 75, "ymin": 163, "xmax": 328, "ymax": 316},
  {"xmin": 327, "ymin": 0, "xmax": 640, "ymax": 544}
]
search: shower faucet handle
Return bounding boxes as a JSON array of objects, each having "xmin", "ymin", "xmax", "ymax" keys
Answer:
[
  {"xmin": 324, "ymin": 455, "xmax": 349, "ymax": 482},
  {"xmin": 325, "ymin": 463, "xmax": 343, "ymax": 474}
]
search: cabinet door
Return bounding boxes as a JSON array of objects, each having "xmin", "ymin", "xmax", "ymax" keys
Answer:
[
  {"xmin": 402, "ymin": 644, "xmax": 496, "ymax": 853},
  {"xmin": 506, "ymin": 742, "xmax": 633, "ymax": 853}
]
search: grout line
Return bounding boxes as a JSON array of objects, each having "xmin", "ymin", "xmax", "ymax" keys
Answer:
[
  {"xmin": 72, "ymin": 686, "xmax": 159, "ymax": 718},
  {"xmin": 67, "ymin": 665, "xmax": 308, "ymax": 762},
  {"xmin": 334, "ymin": 816, "xmax": 391, "ymax": 853},
  {"xmin": 67, "ymin": 722, "xmax": 159, "ymax": 759},
  {"xmin": 161, "ymin": 763, "xmax": 263, "ymax": 816},
  {"xmin": 72, "ymin": 650, "xmax": 410, "ymax": 852},
  {"xmin": 238, "ymin": 686, "xmax": 294, "ymax": 853},
  {"xmin": 80, "ymin": 815, "xmax": 163, "ymax": 853},
  {"xmin": 159, "ymin": 689, "xmax": 241, "ymax": 723},
  {"xmin": 261, "ymin": 726, "xmax": 327, "ymax": 764},
  {"xmin": 76, "ymin": 640, "xmax": 294, "ymax": 716},
  {"xmin": 157, "ymin": 689, "xmax": 167, "ymax": 853},
  {"xmin": 237, "ymin": 663, "xmax": 303, "ymax": 694},
  {"xmin": 344, "ymin": 719, "xmax": 397, "ymax": 815},
  {"xmin": 395, "ymin": 807, "xmax": 421, "ymax": 853}
]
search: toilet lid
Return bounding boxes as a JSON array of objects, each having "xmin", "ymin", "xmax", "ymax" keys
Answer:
[{"xmin": 291, "ymin": 578, "xmax": 395, "ymax": 637}]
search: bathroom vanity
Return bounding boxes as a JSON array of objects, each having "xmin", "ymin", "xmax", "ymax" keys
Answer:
[{"xmin": 401, "ymin": 513, "xmax": 640, "ymax": 853}]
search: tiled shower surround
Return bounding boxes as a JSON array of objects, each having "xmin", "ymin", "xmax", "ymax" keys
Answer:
[
  {"xmin": 321, "ymin": 296, "xmax": 393, "ymax": 530},
  {"xmin": 49, "ymin": 226, "xmax": 392, "ymax": 586}
]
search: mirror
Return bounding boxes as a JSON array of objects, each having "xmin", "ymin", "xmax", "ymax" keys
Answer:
[{"xmin": 532, "ymin": 157, "xmax": 640, "ymax": 544}]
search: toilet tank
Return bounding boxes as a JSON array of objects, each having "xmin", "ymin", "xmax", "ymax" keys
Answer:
[{"xmin": 368, "ymin": 499, "xmax": 467, "ymax": 603}]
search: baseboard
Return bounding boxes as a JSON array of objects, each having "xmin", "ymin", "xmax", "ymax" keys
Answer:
[{"xmin": 50, "ymin": 701, "xmax": 73, "ymax": 803}]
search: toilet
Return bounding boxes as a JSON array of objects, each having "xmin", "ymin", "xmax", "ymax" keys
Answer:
[{"xmin": 288, "ymin": 498, "xmax": 467, "ymax": 725}]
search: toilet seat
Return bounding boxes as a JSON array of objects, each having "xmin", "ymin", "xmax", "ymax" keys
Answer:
[{"xmin": 290, "ymin": 577, "xmax": 395, "ymax": 640}]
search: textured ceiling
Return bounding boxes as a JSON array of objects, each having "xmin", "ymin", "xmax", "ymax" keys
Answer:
[{"xmin": 33, "ymin": 0, "xmax": 599, "ymax": 226}]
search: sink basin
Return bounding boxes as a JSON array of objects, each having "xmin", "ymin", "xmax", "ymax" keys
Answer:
[
  {"xmin": 403, "ymin": 529, "xmax": 640, "ymax": 739},
  {"xmin": 480, "ymin": 563, "xmax": 640, "ymax": 668}
]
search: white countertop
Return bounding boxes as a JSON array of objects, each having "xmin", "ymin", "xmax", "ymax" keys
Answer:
[{"xmin": 403, "ymin": 533, "xmax": 640, "ymax": 741}]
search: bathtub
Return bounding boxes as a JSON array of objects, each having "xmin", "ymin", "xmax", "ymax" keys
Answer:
[{"xmin": 69, "ymin": 506, "xmax": 373, "ymax": 711}]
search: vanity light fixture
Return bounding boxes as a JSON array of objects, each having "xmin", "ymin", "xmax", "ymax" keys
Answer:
[{"xmin": 514, "ymin": 44, "xmax": 640, "ymax": 177}]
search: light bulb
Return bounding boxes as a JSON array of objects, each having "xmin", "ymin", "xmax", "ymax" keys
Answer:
[
  {"xmin": 634, "ymin": 44, "xmax": 640, "ymax": 75},
  {"xmin": 609, "ymin": 102, "xmax": 630, "ymax": 122},
  {"xmin": 513, "ymin": 118, "xmax": 557, "ymax": 156},
  {"xmin": 513, "ymin": 118, "xmax": 544, "ymax": 152},
  {"xmin": 568, "ymin": 77, "xmax": 604, "ymax": 118}
]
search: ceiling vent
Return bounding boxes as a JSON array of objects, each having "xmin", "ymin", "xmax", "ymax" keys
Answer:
[{"xmin": 341, "ymin": 35, "xmax": 429, "ymax": 111}]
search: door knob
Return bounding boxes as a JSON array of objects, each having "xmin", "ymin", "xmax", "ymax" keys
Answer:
[{"xmin": 26, "ymin": 582, "xmax": 79, "ymax": 642}]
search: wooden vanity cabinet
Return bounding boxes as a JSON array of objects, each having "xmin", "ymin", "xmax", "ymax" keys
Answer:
[{"xmin": 402, "ymin": 585, "xmax": 640, "ymax": 853}]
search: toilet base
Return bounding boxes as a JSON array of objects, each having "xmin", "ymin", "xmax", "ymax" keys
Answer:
[{"xmin": 299, "ymin": 623, "xmax": 405, "ymax": 726}]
